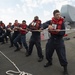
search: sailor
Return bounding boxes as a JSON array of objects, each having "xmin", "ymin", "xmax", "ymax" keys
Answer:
[
  {"xmin": 42, "ymin": 10, "xmax": 68, "ymax": 75},
  {"xmin": 3, "ymin": 22, "xmax": 12, "ymax": 44},
  {"xmin": 9, "ymin": 20, "xmax": 22, "ymax": 49},
  {"xmin": 13, "ymin": 20, "xmax": 28, "ymax": 54},
  {"xmin": 0, "ymin": 21, "xmax": 6, "ymax": 44},
  {"xmin": 26, "ymin": 16, "xmax": 44, "ymax": 62}
]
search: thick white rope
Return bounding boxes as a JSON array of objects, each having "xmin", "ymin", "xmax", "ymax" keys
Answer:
[{"xmin": 0, "ymin": 51, "xmax": 32, "ymax": 75}]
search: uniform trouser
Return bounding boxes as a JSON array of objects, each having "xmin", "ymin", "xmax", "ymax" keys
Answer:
[
  {"xmin": 2, "ymin": 32, "xmax": 11, "ymax": 43},
  {"xmin": 1, "ymin": 35, "xmax": 4, "ymax": 43},
  {"xmin": 46, "ymin": 37, "xmax": 68, "ymax": 67},
  {"xmin": 11, "ymin": 33, "xmax": 17, "ymax": 46},
  {"xmin": 28, "ymin": 36, "xmax": 43, "ymax": 58},
  {"xmin": 11, "ymin": 32, "xmax": 21, "ymax": 46},
  {"xmin": 13, "ymin": 34, "xmax": 22, "ymax": 49},
  {"xmin": 21, "ymin": 34, "xmax": 28, "ymax": 51},
  {"xmin": 0, "ymin": 35, "xmax": 2, "ymax": 42},
  {"xmin": 8, "ymin": 34, "xmax": 12, "ymax": 43},
  {"xmin": 13, "ymin": 34, "xmax": 28, "ymax": 51},
  {"xmin": 1, "ymin": 32, "xmax": 8, "ymax": 43}
]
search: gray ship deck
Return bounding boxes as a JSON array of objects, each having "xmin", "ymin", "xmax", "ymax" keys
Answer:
[{"xmin": 0, "ymin": 32, "xmax": 75, "ymax": 75}]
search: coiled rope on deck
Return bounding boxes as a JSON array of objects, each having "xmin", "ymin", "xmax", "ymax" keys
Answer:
[{"xmin": 0, "ymin": 51, "xmax": 32, "ymax": 75}]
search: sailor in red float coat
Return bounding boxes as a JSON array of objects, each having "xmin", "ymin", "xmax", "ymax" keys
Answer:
[
  {"xmin": 42, "ymin": 10, "xmax": 68, "ymax": 75},
  {"xmin": 26, "ymin": 16, "xmax": 44, "ymax": 62},
  {"xmin": 10, "ymin": 20, "xmax": 22, "ymax": 49}
]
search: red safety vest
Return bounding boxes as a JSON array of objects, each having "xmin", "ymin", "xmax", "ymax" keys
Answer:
[
  {"xmin": 13, "ymin": 23, "xmax": 20, "ymax": 31},
  {"xmin": 49, "ymin": 17, "xmax": 64, "ymax": 35},
  {"xmin": 7, "ymin": 25, "xmax": 11, "ymax": 28},
  {"xmin": 0, "ymin": 23, "xmax": 5, "ymax": 28},
  {"xmin": 14, "ymin": 23, "xmax": 20, "ymax": 27},
  {"xmin": 30, "ymin": 20, "xmax": 41, "ymax": 30},
  {"xmin": 20, "ymin": 24, "xmax": 27, "ymax": 34}
]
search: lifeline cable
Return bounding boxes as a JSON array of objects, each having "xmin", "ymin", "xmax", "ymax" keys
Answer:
[{"xmin": 0, "ymin": 51, "xmax": 32, "ymax": 75}]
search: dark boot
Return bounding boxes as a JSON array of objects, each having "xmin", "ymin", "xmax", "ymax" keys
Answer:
[
  {"xmin": 9, "ymin": 45, "xmax": 13, "ymax": 48},
  {"xmin": 44, "ymin": 62, "xmax": 52, "ymax": 67},
  {"xmin": 63, "ymin": 66, "xmax": 69, "ymax": 75},
  {"xmin": 38, "ymin": 56, "xmax": 44, "ymax": 62},
  {"xmin": 25, "ymin": 48, "xmax": 30, "ymax": 57},
  {"xmin": 25, "ymin": 51, "xmax": 31, "ymax": 57},
  {"xmin": 14, "ymin": 48, "xmax": 20, "ymax": 52}
]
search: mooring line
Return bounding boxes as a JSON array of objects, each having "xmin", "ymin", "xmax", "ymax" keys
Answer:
[{"xmin": 0, "ymin": 51, "xmax": 32, "ymax": 75}]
